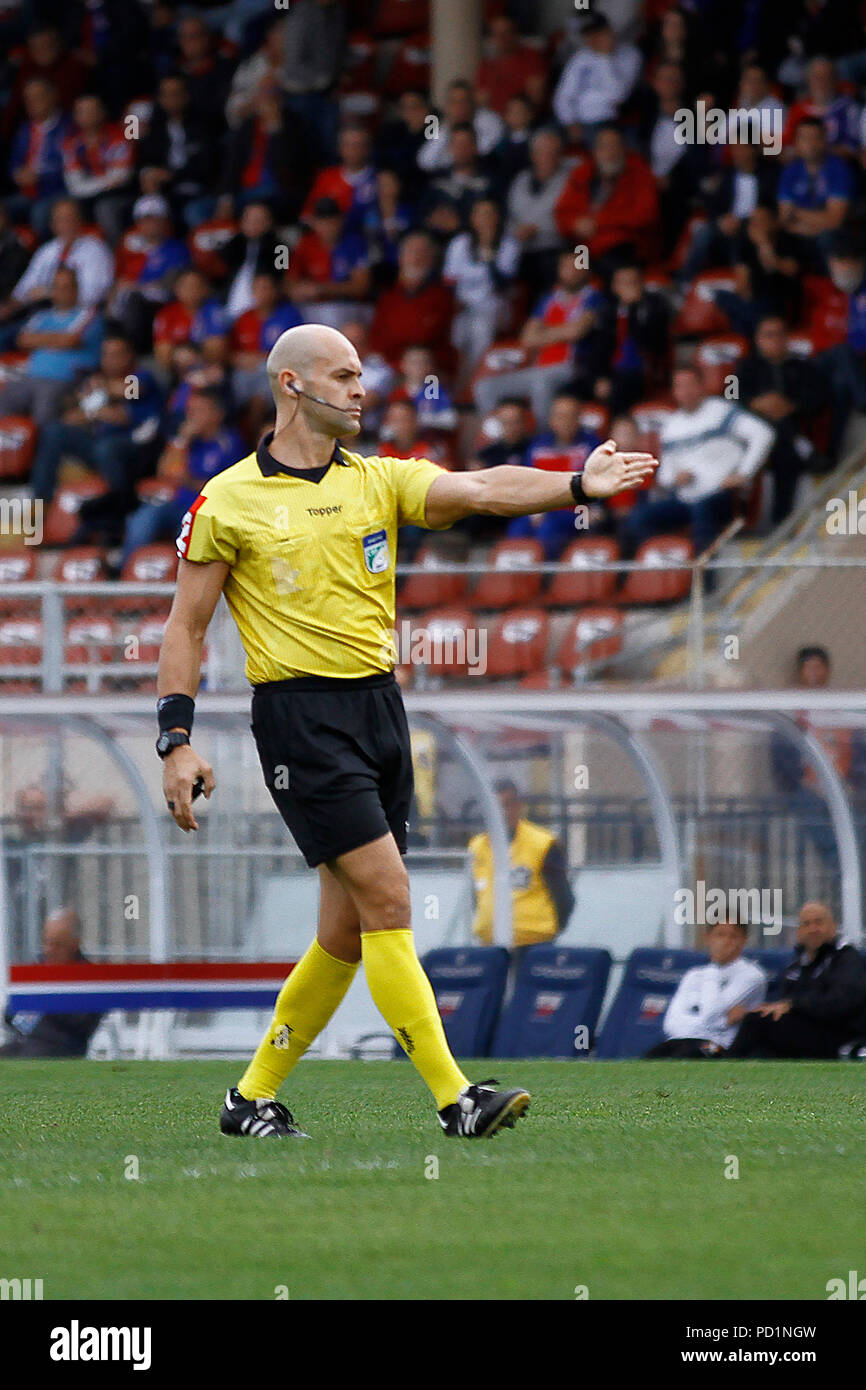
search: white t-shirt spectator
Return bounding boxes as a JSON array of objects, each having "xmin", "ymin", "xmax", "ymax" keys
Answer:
[
  {"xmin": 443, "ymin": 231, "xmax": 521, "ymax": 310},
  {"xmin": 12, "ymin": 233, "xmax": 114, "ymax": 309},
  {"xmin": 657, "ymin": 398, "xmax": 775, "ymax": 503},
  {"xmin": 663, "ymin": 956, "xmax": 767, "ymax": 1049},
  {"xmin": 417, "ymin": 109, "xmax": 505, "ymax": 172},
  {"xmin": 553, "ymin": 42, "xmax": 642, "ymax": 127}
]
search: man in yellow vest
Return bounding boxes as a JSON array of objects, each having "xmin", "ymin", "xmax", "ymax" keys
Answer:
[{"xmin": 470, "ymin": 780, "xmax": 575, "ymax": 948}]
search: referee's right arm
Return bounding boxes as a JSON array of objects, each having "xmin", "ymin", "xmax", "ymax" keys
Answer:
[{"xmin": 157, "ymin": 558, "xmax": 228, "ymax": 832}]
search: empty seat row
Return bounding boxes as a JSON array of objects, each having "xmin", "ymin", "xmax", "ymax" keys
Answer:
[
  {"xmin": 399, "ymin": 605, "xmax": 624, "ymax": 679},
  {"xmin": 399, "ymin": 536, "xmax": 694, "ymax": 612}
]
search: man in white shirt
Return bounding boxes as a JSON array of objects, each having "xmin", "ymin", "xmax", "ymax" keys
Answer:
[
  {"xmin": 417, "ymin": 78, "xmax": 505, "ymax": 174},
  {"xmin": 644, "ymin": 921, "xmax": 767, "ymax": 1057},
  {"xmin": 622, "ymin": 366, "xmax": 775, "ymax": 557},
  {"xmin": 553, "ymin": 14, "xmax": 641, "ymax": 144},
  {"xmin": 2, "ymin": 196, "xmax": 113, "ymax": 314}
]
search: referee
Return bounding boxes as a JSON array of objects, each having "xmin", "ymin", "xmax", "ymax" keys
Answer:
[{"xmin": 156, "ymin": 323, "xmax": 656, "ymax": 1139}]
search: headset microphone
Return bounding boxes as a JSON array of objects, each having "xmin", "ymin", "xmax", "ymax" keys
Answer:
[{"xmin": 289, "ymin": 382, "xmax": 358, "ymax": 415}]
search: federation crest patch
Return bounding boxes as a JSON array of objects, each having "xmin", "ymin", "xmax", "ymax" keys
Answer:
[{"xmin": 362, "ymin": 528, "xmax": 390, "ymax": 574}]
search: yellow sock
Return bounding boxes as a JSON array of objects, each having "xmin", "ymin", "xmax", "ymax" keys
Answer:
[
  {"xmin": 361, "ymin": 928, "xmax": 468, "ymax": 1110},
  {"xmin": 238, "ymin": 939, "xmax": 358, "ymax": 1100}
]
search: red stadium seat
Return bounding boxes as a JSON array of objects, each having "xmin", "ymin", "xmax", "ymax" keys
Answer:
[
  {"xmin": 135, "ymin": 614, "xmax": 168, "ymax": 663},
  {"xmin": 0, "ymin": 415, "xmax": 37, "ymax": 480},
  {"xmin": 65, "ymin": 615, "xmax": 118, "ymax": 665},
  {"xmin": 398, "ymin": 542, "xmax": 467, "ymax": 611},
  {"xmin": 408, "ymin": 606, "xmax": 474, "ymax": 678},
  {"xmin": 121, "ymin": 543, "xmax": 179, "ymax": 584},
  {"xmin": 0, "ymin": 353, "xmax": 28, "ymax": 387},
  {"xmin": 43, "ymin": 479, "xmax": 108, "ymax": 546},
  {"xmin": 695, "ymin": 334, "xmax": 749, "ymax": 396},
  {"xmin": 0, "ymin": 617, "xmax": 43, "ymax": 667},
  {"xmin": 344, "ymin": 31, "xmax": 376, "ymax": 91},
  {"xmin": 519, "ymin": 669, "xmax": 568, "ymax": 691},
  {"xmin": 620, "ymin": 536, "xmax": 694, "ymax": 605},
  {"xmin": 469, "ymin": 538, "xmax": 543, "ymax": 609},
  {"xmin": 469, "ymin": 339, "xmax": 530, "ymax": 403},
  {"xmin": 556, "ymin": 607, "xmax": 623, "ymax": 675},
  {"xmin": 673, "ymin": 271, "xmax": 738, "ymax": 337},
  {"xmin": 631, "ymin": 398, "xmax": 675, "ymax": 459},
  {"xmin": 384, "ymin": 31, "xmax": 430, "ymax": 96},
  {"xmin": 44, "ymin": 546, "xmax": 108, "ymax": 615},
  {"xmin": 0, "ymin": 548, "xmax": 38, "ymax": 618},
  {"xmin": 578, "ymin": 402, "xmax": 611, "ymax": 438},
  {"xmin": 188, "ymin": 218, "xmax": 238, "ymax": 280},
  {"xmin": 485, "ymin": 607, "xmax": 548, "ymax": 680},
  {"xmin": 44, "ymin": 546, "xmax": 107, "ymax": 584},
  {"xmin": 799, "ymin": 274, "xmax": 848, "ymax": 351},
  {"xmin": 544, "ymin": 537, "xmax": 619, "ymax": 607}
]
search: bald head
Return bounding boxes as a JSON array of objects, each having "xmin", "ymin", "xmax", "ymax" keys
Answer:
[
  {"xmin": 797, "ymin": 900, "xmax": 836, "ymax": 956},
  {"xmin": 266, "ymin": 324, "xmax": 354, "ymax": 400},
  {"xmin": 266, "ymin": 323, "xmax": 364, "ymax": 438},
  {"xmin": 42, "ymin": 908, "xmax": 82, "ymax": 964}
]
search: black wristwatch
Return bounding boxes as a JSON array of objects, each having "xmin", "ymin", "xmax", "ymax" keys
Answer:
[{"xmin": 156, "ymin": 730, "xmax": 191, "ymax": 760}]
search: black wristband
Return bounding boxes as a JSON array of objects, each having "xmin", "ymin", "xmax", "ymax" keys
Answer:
[
  {"xmin": 570, "ymin": 472, "xmax": 588, "ymax": 504},
  {"xmin": 157, "ymin": 693, "xmax": 195, "ymax": 735}
]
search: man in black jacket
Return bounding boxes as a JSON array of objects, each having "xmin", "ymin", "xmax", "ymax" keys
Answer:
[
  {"xmin": 726, "ymin": 901, "xmax": 866, "ymax": 1057},
  {"xmin": 596, "ymin": 262, "xmax": 670, "ymax": 414},
  {"xmin": 738, "ymin": 314, "xmax": 831, "ymax": 521},
  {"xmin": 1, "ymin": 908, "xmax": 103, "ymax": 1059}
]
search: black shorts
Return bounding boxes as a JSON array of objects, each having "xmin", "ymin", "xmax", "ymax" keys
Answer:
[{"xmin": 250, "ymin": 672, "xmax": 414, "ymax": 868}]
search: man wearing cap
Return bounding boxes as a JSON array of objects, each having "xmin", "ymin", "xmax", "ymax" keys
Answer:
[{"xmin": 110, "ymin": 195, "xmax": 191, "ymax": 351}]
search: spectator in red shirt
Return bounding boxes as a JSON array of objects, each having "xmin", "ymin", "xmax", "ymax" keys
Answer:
[
  {"xmin": 301, "ymin": 124, "xmax": 377, "ymax": 234},
  {"xmin": 782, "ymin": 56, "xmax": 860, "ymax": 158},
  {"xmin": 380, "ymin": 398, "xmax": 450, "ymax": 467},
  {"xmin": 286, "ymin": 197, "xmax": 372, "ymax": 329},
  {"xmin": 473, "ymin": 250, "xmax": 605, "ymax": 424},
  {"xmin": 555, "ymin": 126, "xmax": 662, "ymax": 271},
  {"xmin": 476, "ymin": 14, "xmax": 546, "ymax": 115},
  {"xmin": 369, "ymin": 231, "xmax": 456, "ymax": 375},
  {"xmin": 153, "ymin": 266, "xmax": 230, "ymax": 375},
  {"xmin": 62, "ymin": 94, "xmax": 134, "ymax": 241}
]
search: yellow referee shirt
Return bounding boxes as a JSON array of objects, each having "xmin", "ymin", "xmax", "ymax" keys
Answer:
[{"xmin": 177, "ymin": 433, "xmax": 446, "ymax": 682}]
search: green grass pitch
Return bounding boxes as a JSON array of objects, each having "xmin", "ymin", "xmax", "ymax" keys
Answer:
[{"xmin": 1, "ymin": 1058, "xmax": 864, "ymax": 1300}]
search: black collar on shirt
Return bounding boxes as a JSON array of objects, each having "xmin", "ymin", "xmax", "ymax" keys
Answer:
[{"xmin": 255, "ymin": 431, "xmax": 349, "ymax": 479}]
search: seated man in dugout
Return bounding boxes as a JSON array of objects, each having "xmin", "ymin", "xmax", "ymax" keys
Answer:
[
  {"xmin": 644, "ymin": 920, "xmax": 766, "ymax": 1059},
  {"xmin": 726, "ymin": 902, "xmax": 866, "ymax": 1059}
]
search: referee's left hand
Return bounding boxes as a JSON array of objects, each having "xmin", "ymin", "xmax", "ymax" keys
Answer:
[
  {"xmin": 163, "ymin": 744, "xmax": 215, "ymax": 832},
  {"xmin": 582, "ymin": 439, "xmax": 658, "ymax": 498}
]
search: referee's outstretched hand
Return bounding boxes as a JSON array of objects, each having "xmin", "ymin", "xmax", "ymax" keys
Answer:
[
  {"xmin": 162, "ymin": 743, "xmax": 215, "ymax": 833},
  {"xmin": 581, "ymin": 439, "xmax": 658, "ymax": 498}
]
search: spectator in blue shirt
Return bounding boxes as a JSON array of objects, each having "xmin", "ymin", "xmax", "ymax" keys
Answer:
[
  {"xmin": 30, "ymin": 334, "xmax": 162, "ymax": 504},
  {"xmin": 7, "ymin": 76, "xmax": 71, "ymax": 236},
  {"xmin": 777, "ymin": 117, "xmax": 852, "ymax": 271},
  {"xmin": 230, "ymin": 271, "xmax": 304, "ymax": 414},
  {"xmin": 120, "ymin": 388, "xmax": 242, "ymax": 564},
  {"xmin": 506, "ymin": 391, "xmax": 602, "ymax": 558},
  {"xmin": 0, "ymin": 265, "xmax": 102, "ymax": 424},
  {"xmin": 109, "ymin": 195, "xmax": 192, "ymax": 353}
]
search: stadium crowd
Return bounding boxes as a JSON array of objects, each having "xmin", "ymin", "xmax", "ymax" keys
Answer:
[{"xmin": 0, "ymin": 0, "xmax": 865, "ymax": 576}]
